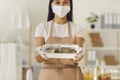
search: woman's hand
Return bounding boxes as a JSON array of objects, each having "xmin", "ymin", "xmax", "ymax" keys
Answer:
[
  {"xmin": 36, "ymin": 46, "xmax": 48, "ymax": 60},
  {"xmin": 35, "ymin": 52, "xmax": 44, "ymax": 63},
  {"xmin": 73, "ymin": 47, "xmax": 84, "ymax": 62}
]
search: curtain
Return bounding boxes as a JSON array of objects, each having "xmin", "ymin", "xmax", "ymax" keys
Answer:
[{"xmin": 0, "ymin": 43, "xmax": 22, "ymax": 80}]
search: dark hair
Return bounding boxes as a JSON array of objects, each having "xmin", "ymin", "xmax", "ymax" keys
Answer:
[{"xmin": 47, "ymin": 0, "xmax": 73, "ymax": 22}]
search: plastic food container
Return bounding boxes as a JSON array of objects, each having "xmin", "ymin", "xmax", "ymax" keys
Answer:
[{"xmin": 42, "ymin": 44, "xmax": 82, "ymax": 59}]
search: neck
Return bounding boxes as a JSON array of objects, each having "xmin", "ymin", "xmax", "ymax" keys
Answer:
[{"xmin": 53, "ymin": 15, "xmax": 68, "ymax": 24}]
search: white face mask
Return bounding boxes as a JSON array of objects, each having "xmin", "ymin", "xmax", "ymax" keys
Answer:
[{"xmin": 52, "ymin": 5, "xmax": 70, "ymax": 18}]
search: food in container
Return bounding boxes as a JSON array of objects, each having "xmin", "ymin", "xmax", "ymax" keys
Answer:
[
  {"xmin": 42, "ymin": 44, "xmax": 82, "ymax": 59},
  {"xmin": 44, "ymin": 46, "xmax": 76, "ymax": 53}
]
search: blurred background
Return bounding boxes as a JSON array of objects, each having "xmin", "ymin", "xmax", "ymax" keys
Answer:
[{"xmin": 0, "ymin": 0, "xmax": 120, "ymax": 80}]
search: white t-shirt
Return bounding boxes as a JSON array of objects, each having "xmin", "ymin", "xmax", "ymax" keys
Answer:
[{"xmin": 35, "ymin": 20, "xmax": 85, "ymax": 42}]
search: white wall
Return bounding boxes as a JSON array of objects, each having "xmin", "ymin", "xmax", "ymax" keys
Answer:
[
  {"xmin": 73, "ymin": 0, "xmax": 120, "ymax": 27},
  {"xmin": 28, "ymin": 0, "xmax": 49, "ymax": 27}
]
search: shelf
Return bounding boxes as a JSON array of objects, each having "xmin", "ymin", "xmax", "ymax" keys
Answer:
[
  {"xmin": 87, "ymin": 27, "xmax": 120, "ymax": 66},
  {"xmin": 88, "ymin": 47, "xmax": 120, "ymax": 50},
  {"xmin": 88, "ymin": 29, "xmax": 120, "ymax": 32},
  {"xmin": 105, "ymin": 65, "xmax": 120, "ymax": 80},
  {"xmin": 105, "ymin": 65, "xmax": 120, "ymax": 69},
  {"xmin": 112, "ymin": 77, "xmax": 120, "ymax": 80},
  {"xmin": 22, "ymin": 64, "xmax": 30, "ymax": 68}
]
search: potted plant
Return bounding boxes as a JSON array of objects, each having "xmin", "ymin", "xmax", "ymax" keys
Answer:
[{"xmin": 86, "ymin": 13, "xmax": 99, "ymax": 29}]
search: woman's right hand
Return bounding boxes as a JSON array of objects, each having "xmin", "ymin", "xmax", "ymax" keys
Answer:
[
  {"xmin": 36, "ymin": 46, "xmax": 48, "ymax": 60},
  {"xmin": 39, "ymin": 50, "xmax": 48, "ymax": 60},
  {"xmin": 35, "ymin": 52, "xmax": 44, "ymax": 63}
]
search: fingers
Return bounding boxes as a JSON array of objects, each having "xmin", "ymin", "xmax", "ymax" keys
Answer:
[
  {"xmin": 73, "ymin": 54, "xmax": 84, "ymax": 62},
  {"xmin": 74, "ymin": 47, "xmax": 83, "ymax": 62},
  {"xmin": 36, "ymin": 46, "xmax": 49, "ymax": 60},
  {"xmin": 41, "ymin": 53, "xmax": 49, "ymax": 60},
  {"xmin": 76, "ymin": 47, "xmax": 83, "ymax": 53},
  {"xmin": 39, "ymin": 51, "xmax": 48, "ymax": 60}
]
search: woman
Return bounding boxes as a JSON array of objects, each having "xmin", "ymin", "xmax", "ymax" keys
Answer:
[{"xmin": 35, "ymin": 0, "xmax": 85, "ymax": 80}]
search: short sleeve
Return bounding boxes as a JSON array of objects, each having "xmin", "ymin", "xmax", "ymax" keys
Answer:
[
  {"xmin": 35, "ymin": 23, "xmax": 44, "ymax": 38},
  {"xmin": 75, "ymin": 26, "xmax": 85, "ymax": 39}
]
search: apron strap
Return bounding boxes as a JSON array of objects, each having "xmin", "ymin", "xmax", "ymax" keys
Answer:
[
  {"xmin": 49, "ymin": 20, "xmax": 72, "ymax": 37},
  {"xmin": 50, "ymin": 21, "xmax": 54, "ymax": 37},
  {"xmin": 68, "ymin": 22, "xmax": 72, "ymax": 37}
]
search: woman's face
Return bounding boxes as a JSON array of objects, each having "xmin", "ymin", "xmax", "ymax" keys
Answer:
[{"xmin": 52, "ymin": 0, "xmax": 70, "ymax": 6}]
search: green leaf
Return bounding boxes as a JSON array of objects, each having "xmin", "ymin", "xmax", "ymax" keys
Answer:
[{"xmin": 86, "ymin": 13, "xmax": 99, "ymax": 24}]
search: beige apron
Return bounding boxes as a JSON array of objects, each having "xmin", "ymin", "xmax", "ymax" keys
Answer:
[{"xmin": 39, "ymin": 21, "xmax": 83, "ymax": 80}]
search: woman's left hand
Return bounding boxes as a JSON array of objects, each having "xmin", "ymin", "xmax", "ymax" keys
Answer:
[{"xmin": 73, "ymin": 47, "xmax": 84, "ymax": 62}]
